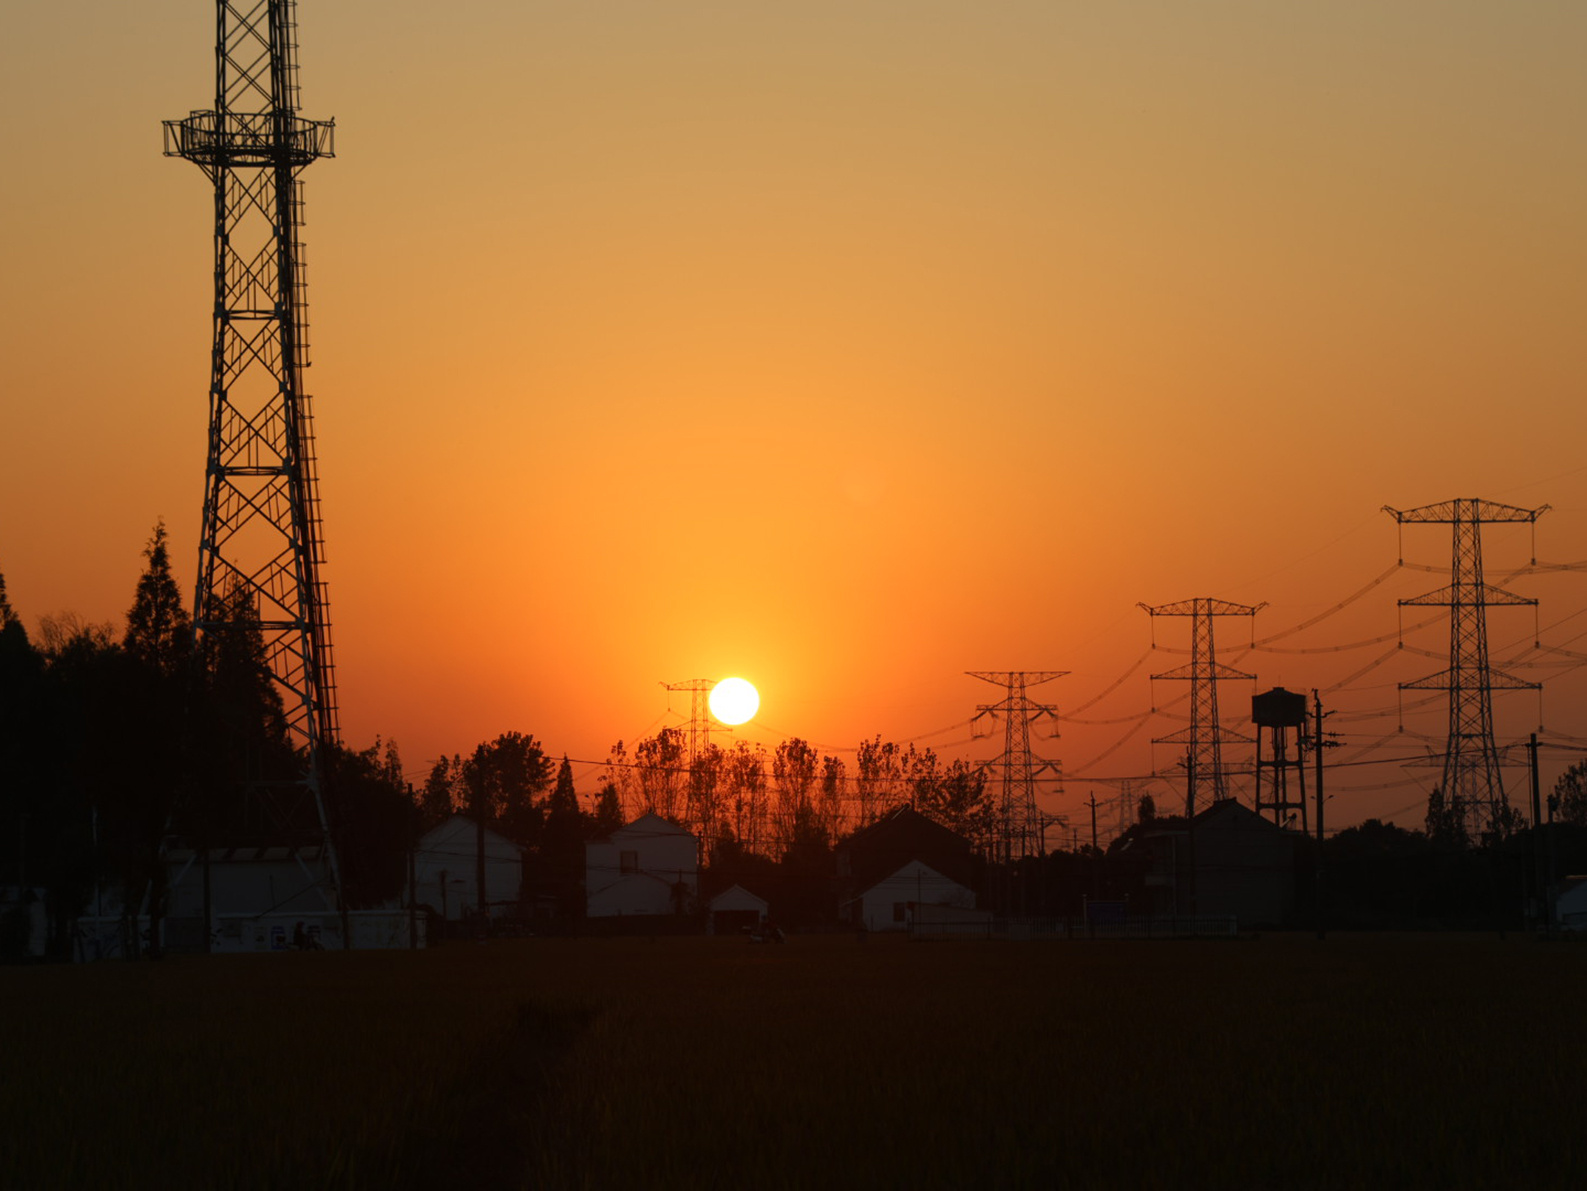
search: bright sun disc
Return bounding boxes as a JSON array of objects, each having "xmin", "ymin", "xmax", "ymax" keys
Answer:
[{"xmin": 709, "ymin": 677, "xmax": 759, "ymax": 725}]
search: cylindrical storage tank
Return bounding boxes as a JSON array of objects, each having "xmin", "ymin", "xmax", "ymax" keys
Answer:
[{"xmin": 1251, "ymin": 686, "xmax": 1308, "ymax": 727}]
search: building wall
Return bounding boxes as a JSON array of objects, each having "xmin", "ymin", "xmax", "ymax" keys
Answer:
[
  {"xmin": 586, "ymin": 815, "xmax": 699, "ymax": 917},
  {"xmin": 853, "ymin": 862, "xmax": 975, "ymax": 932},
  {"xmin": 163, "ymin": 852, "xmax": 335, "ymax": 919},
  {"xmin": 408, "ymin": 817, "xmax": 524, "ymax": 920}
]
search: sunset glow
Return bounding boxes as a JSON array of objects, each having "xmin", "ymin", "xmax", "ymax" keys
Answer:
[{"xmin": 0, "ymin": 2, "xmax": 1584, "ymax": 830}]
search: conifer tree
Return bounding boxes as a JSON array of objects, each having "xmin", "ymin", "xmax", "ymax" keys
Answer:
[{"xmin": 123, "ymin": 521, "xmax": 191, "ymax": 678}]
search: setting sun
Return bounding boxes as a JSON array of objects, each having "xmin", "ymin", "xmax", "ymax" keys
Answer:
[{"xmin": 708, "ymin": 677, "xmax": 760, "ymax": 726}]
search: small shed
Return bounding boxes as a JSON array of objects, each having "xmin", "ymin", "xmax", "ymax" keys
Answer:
[
  {"xmin": 844, "ymin": 860, "xmax": 977, "ymax": 932},
  {"xmin": 707, "ymin": 884, "xmax": 769, "ymax": 934}
]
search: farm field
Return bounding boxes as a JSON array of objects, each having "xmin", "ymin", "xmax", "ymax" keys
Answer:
[{"xmin": 2, "ymin": 933, "xmax": 1583, "ymax": 1189}]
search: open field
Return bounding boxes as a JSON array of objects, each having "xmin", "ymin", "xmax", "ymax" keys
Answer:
[{"xmin": 2, "ymin": 933, "xmax": 1584, "ymax": 1189}]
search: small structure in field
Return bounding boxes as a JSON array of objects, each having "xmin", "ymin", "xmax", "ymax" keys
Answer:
[
  {"xmin": 706, "ymin": 884, "xmax": 770, "ymax": 934},
  {"xmin": 586, "ymin": 813, "xmax": 699, "ymax": 917},
  {"xmin": 844, "ymin": 859, "xmax": 978, "ymax": 932}
]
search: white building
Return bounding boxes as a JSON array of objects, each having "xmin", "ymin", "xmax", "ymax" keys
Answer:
[
  {"xmin": 408, "ymin": 815, "xmax": 524, "ymax": 921},
  {"xmin": 586, "ymin": 813, "xmax": 698, "ymax": 917},
  {"xmin": 844, "ymin": 860, "xmax": 977, "ymax": 932},
  {"xmin": 164, "ymin": 846, "xmax": 336, "ymax": 921},
  {"xmin": 1557, "ymin": 876, "xmax": 1587, "ymax": 931},
  {"xmin": 707, "ymin": 884, "xmax": 770, "ymax": 934}
]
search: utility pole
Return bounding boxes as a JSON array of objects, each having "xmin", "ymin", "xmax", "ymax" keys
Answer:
[
  {"xmin": 1140, "ymin": 598, "xmax": 1265, "ymax": 813},
  {"xmin": 1529, "ymin": 733, "xmax": 1542, "ymax": 930},
  {"xmin": 1310, "ymin": 690, "xmax": 1337, "ymax": 940},
  {"xmin": 1384, "ymin": 499, "xmax": 1548, "ymax": 842},
  {"xmin": 164, "ymin": 1, "xmax": 344, "ymax": 915}
]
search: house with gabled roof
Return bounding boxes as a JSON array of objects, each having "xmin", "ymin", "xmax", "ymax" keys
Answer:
[{"xmin": 586, "ymin": 813, "xmax": 699, "ymax": 917}]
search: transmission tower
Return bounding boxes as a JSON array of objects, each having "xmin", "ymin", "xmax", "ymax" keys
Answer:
[
  {"xmin": 968, "ymin": 671, "xmax": 1066, "ymax": 861},
  {"xmin": 662, "ymin": 679, "xmax": 722, "ymax": 765},
  {"xmin": 1139, "ymin": 599, "xmax": 1264, "ymax": 814},
  {"xmin": 165, "ymin": 1, "xmax": 340, "ymax": 896},
  {"xmin": 1385, "ymin": 498, "xmax": 1547, "ymax": 839}
]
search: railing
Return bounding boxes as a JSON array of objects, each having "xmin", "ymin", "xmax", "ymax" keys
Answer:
[
  {"xmin": 910, "ymin": 915, "xmax": 1240, "ymax": 941},
  {"xmin": 163, "ymin": 110, "xmax": 335, "ymax": 164}
]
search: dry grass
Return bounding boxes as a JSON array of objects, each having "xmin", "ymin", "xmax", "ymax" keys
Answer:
[{"xmin": 2, "ymin": 933, "xmax": 1584, "ymax": 1189}]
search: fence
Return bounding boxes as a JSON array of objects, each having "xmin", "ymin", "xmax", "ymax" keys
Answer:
[
  {"xmin": 910, "ymin": 915, "xmax": 1240, "ymax": 941},
  {"xmin": 73, "ymin": 910, "xmax": 424, "ymax": 961}
]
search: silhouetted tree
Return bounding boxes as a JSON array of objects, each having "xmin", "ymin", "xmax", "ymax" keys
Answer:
[
  {"xmin": 818, "ymin": 753, "xmax": 847, "ymax": 844},
  {"xmin": 918, "ymin": 758, "xmax": 994, "ymax": 847},
  {"xmin": 463, "ymin": 732, "xmax": 553, "ymax": 847},
  {"xmin": 123, "ymin": 521, "xmax": 190, "ymax": 679},
  {"xmin": 1552, "ymin": 762, "xmax": 1587, "ymax": 827},
  {"xmin": 1424, "ymin": 785, "xmax": 1468, "ymax": 848},
  {"xmin": 688, "ymin": 742, "xmax": 726, "ymax": 848},
  {"xmin": 723, "ymin": 740, "xmax": 769, "ymax": 854},
  {"xmin": 323, "ymin": 737, "xmax": 412, "ymax": 908},
  {"xmin": 855, "ymin": 736, "xmax": 902, "ymax": 825},
  {"xmin": 592, "ymin": 781, "xmax": 624, "ymax": 836},
  {"xmin": 0, "ymin": 574, "xmax": 49, "ymax": 954},
  {"xmin": 417, "ymin": 755, "xmax": 460, "ymax": 831},
  {"xmin": 634, "ymin": 728, "xmax": 687, "ymax": 822},
  {"xmin": 538, "ymin": 756, "xmax": 588, "ymax": 915},
  {"xmin": 772, "ymin": 737, "xmax": 819, "ymax": 850}
]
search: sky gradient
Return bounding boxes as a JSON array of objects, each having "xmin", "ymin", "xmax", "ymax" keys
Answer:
[{"xmin": 3, "ymin": 2, "xmax": 1585, "ymax": 832}]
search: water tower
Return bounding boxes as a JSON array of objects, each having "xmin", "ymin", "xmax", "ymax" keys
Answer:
[{"xmin": 1251, "ymin": 687, "xmax": 1308, "ymax": 830}]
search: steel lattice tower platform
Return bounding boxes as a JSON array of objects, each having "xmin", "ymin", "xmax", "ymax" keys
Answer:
[
  {"xmin": 1385, "ymin": 498, "xmax": 1547, "ymax": 840},
  {"xmin": 165, "ymin": 1, "xmax": 340, "ymax": 898}
]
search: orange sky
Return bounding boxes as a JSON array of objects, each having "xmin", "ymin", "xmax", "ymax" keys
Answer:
[{"xmin": 3, "ymin": 2, "xmax": 1586, "ymax": 833}]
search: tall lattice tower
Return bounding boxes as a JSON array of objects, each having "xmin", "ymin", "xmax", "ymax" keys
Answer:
[
  {"xmin": 1385, "ymin": 499, "xmax": 1547, "ymax": 839},
  {"xmin": 164, "ymin": 1, "xmax": 340, "ymax": 893},
  {"xmin": 1139, "ymin": 599, "xmax": 1264, "ymax": 814},
  {"xmin": 968, "ymin": 671, "xmax": 1066, "ymax": 861}
]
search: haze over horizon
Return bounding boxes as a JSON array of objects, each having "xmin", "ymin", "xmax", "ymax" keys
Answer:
[{"xmin": 3, "ymin": 1, "xmax": 1585, "ymax": 833}]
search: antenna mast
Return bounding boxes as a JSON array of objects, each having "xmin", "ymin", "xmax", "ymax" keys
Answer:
[{"xmin": 164, "ymin": 1, "xmax": 340, "ymax": 898}]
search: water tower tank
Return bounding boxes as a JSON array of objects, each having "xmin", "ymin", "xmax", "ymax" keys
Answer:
[{"xmin": 1251, "ymin": 687, "xmax": 1307, "ymax": 728}]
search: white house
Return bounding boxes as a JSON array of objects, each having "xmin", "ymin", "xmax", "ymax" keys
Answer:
[
  {"xmin": 1557, "ymin": 876, "xmax": 1587, "ymax": 931},
  {"xmin": 844, "ymin": 860, "xmax": 976, "ymax": 932},
  {"xmin": 586, "ymin": 813, "xmax": 698, "ymax": 917},
  {"xmin": 707, "ymin": 884, "xmax": 770, "ymax": 934},
  {"xmin": 408, "ymin": 815, "xmax": 524, "ymax": 921},
  {"xmin": 164, "ymin": 846, "xmax": 336, "ymax": 921}
]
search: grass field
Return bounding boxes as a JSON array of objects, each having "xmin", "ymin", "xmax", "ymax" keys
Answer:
[{"xmin": 2, "ymin": 933, "xmax": 1584, "ymax": 1189}]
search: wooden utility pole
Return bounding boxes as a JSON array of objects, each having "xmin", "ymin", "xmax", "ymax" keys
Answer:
[
  {"xmin": 1529, "ymin": 734, "xmax": 1542, "ymax": 931},
  {"xmin": 1313, "ymin": 691, "xmax": 1330, "ymax": 941}
]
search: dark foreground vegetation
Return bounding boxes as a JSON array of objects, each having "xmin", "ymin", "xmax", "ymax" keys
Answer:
[{"xmin": 2, "ymin": 933, "xmax": 1584, "ymax": 1190}]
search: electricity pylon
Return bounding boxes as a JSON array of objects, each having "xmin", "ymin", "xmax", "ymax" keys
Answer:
[
  {"xmin": 165, "ymin": 1, "xmax": 340, "ymax": 898},
  {"xmin": 968, "ymin": 671, "xmax": 1066, "ymax": 861},
  {"xmin": 662, "ymin": 679, "xmax": 722, "ymax": 765},
  {"xmin": 663, "ymin": 679, "xmax": 728, "ymax": 854},
  {"xmin": 1385, "ymin": 498, "xmax": 1547, "ymax": 840},
  {"xmin": 1139, "ymin": 599, "xmax": 1264, "ymax": 814}
]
